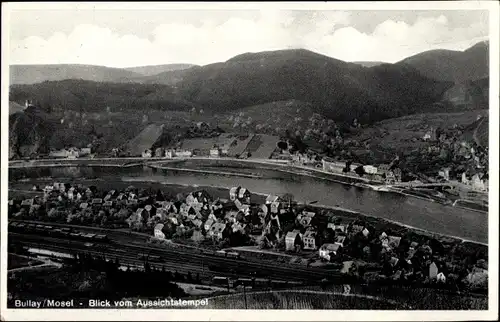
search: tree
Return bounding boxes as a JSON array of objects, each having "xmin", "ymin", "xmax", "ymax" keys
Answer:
[
  {"xmin": 322, "ymin": 228, "xmax": 335, "ymax": 243},
  {"xmin": 219, "ymin": 238, "xmax": 230, "ymax": 249},
  {"xmin": 191, "ymin": 230, "xmax": 205, "ymax": 243},
  {"xmin": 258, "ymin": 235, "xmax": 269, "ymax": 249},
  {"xmin": 277, "ymin": 141, "xmax": 288, "ymax": 151},
  {"xmin": 156, "ymin": 189, "xmax": 165, "ymax": 201},
  {"xmin": 343, "ymin": 161, "xmax": 352, "ymax": 173},
  {"xmin": 354, "ymin": 166, "xmax": 365, "ymax": 177},
  {"xmin": 144, "ymin": 261, "xmax": 151, "ymax": 273},
  {"xmin": 281, "ymin": 193, "xmax": 294, "ymax": 205}
]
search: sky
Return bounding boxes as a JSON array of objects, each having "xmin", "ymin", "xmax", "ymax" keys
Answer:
[{"xmin": 7, "ymin": 5, "xmax": 490, "ymax": 68}]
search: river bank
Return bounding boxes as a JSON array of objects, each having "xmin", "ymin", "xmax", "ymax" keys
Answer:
[
  {"xmin": 10, "ymin": 157, "xmax": 487, "ymax": 213},
  {"xmin": 8, "ymin": 174, "xmax": 487, "ymax": 247},
  {"xmin": 148, "ymin": 159, "xmax": 488, "ymax": 214},
  {"xmin": 8, "ymin": 160, "xmax": 488, "ymax": 244}
]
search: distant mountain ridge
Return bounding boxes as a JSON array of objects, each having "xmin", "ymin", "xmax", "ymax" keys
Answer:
[
  {"xmin": 397, "ymin": 40, "xmax": 489, "ymax": 82},
  {"xmin": 353, "ymin": 61, "xmax": 386, "ymax": 68},
  {"xmin": 173, "ymin": 48, "xmax": 450, "ymax": 123},
  {"xmin": 9, "ymin": 64, "xmax": 142, "ymax": 85},
  {"xmin": 10, "ymin": 48, "xmax": 453, "ymax": 123},
  {"xmin": 138, "ymin": 66, "xmax": 201, "ymax": 86},
  {"xmin": 124, "ymin": 64, "xmax": 197, "ymax": 76},
  {"xmin": 9, "ymin": 41, "xmax": 488, "ymax": 86},
  {"xmin": 9, "ymin": 79, "xmax": 197, "ymax": 114}
]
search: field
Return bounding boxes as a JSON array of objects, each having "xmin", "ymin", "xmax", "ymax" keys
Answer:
[
  {"xmin": 307, "ymin": 284, "xmax": 488, "ymax": 310},
  {"xmin": 244, "ymin": 134, "xmax": 280, "ymax": 159},
  {"xmin": 227, "ymin": 134, "xmax": 255, "ymax": 156},
  {"xmin": 196, "ymin": 290, "xmax": 403, "ymax": 309},
  {"xmin": 122, "ymin": 124, "xmax": 166, "ymax": 156},
  {"xmin": 195, "ymin": 287, "xmax": 487, "ymax": 310}
]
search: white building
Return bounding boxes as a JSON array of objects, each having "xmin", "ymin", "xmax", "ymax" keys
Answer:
[
  {"xmin": 363, "ymin": 165, "xmax": 378, "ymax": 175},
  {"xmin": 142, "ymin": 149, "xmax": 152, "ymax": 158},
  {"xmin": 438, "ymin": 168, "xmax": 450, "ymax": 181},
  {"xmin": 285, "ymin": 230, "xmax": 302, "ymax": 251},
  {"xmin": 471, "ymin": 173, "xmax": 488, "ymax": 192},
  {"xmin": 176, "ymin": 150, "xmax": 193, "ymax": 158},
  {"xmin": 50, "ymin": 149, "xmax": 70, "ymax": 158},
  {"xmin": 209, "ymin": 148, "xmax": 221, "ymax": 158}
]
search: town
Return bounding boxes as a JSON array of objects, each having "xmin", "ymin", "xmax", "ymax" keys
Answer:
[{"xmin": 8, "ymin": 180, "xmax": 488, "ymax": 294}]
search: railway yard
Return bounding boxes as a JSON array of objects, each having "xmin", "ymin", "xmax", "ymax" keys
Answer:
[{"xmin": 7, "ymin": 220, "xmax": 340, "ymax": 290}]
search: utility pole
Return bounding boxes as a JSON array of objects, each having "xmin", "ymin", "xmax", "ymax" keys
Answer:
[{"xmin": 243, "ymin": 283, "xmax": 248, "ymax": 309}]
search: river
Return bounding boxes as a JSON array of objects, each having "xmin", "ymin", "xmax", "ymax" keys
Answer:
[{"xmin": 9, "ymin": 165, "xmax": 488, "ymax": 244}]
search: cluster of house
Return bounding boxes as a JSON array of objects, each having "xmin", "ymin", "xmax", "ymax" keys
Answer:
[
  {"xmin": 320, "ymin": 157, "xmax": 402, "ymax": 184},
  {"xmin": 128, "ymin": 185, "xmax": 259, "ymax": 241},
  {"xmin": 437, "ymin": 167, "xmax": 489, "ymax": 193},
  {"xmin": 141, "ymin": 148, "xmax": 193, "ymax": 159},
  {"xmin": 430, "ymin": 136, "xmax": 489, "ymax": 193},
  {"xmin": 417, "ymin": 120, "xmax": 488, "ymax": 190},
  {"xmin": 9, "ymin": 181, "xmax": 263, "ymax": 239},
  {"xmin": 49, "ymin": 147, "xmax": 92, "ymax": 159},
  {"xmin": 283, "ymin": 216, "xmax": 450, "ymax": 283}
]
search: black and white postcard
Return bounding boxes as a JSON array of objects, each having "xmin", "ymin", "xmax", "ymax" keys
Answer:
[{"xmin": 1, "ymin": 1, "xmax": 498, "ymax": 321}]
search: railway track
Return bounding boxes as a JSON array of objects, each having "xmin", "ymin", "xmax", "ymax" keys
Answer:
[{"xmin": 9, "ymin": 233, "xmax": 341, "ymax": 283}]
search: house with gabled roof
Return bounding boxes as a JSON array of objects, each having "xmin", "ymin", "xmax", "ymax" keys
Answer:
[
  {"xmin": 270, "ymin": 201, "xmax": 281, "ymax": 214},
  {"xmin": 153, "ymin": 208, "xmax": 168, "ymax": 220},
  {"xmin": 207, "ymin": 222, "xmax": 226, "ymax": 240},
  {"xmin": 21, "ymin": 199, "xmax": 34, "ymax": 207},
  {"xmin": 204, "ymin": 218, "xmax": 215, "ymax": 231},
  {"xmin": 238, "ymin": 187, "xmax": 251, "ymax": 203},
  {"xmin": 389, "ymin": 257, "xmax": 399, "ymax": 268},
  {"xmin": 127, "ymin": 199, "xmax": 138, "ymax": 206},
  {"xmin": 192, "ymin": 219, "xmax": 203, "ymax": 228},
  {"xmin": 225, "ymin": 210, "xmax": 238, "ymax": 224},
  {"xmin": 350, "ymin": 224, "xmax": 365, "ymax": 235},
  {"xmin": 381, "ymin": 235, "xmax": 402, "ymax": 250},
  {"xmin": 229, "ymin": 187, "xmax": 239, "ymax": 201},
  {"xmin": 168, "ymin": 215, "xmax": 179, "ymax": 225},
  {"xmin": 303, "ymin": 228, "xmax": 318, "ymax": 250},
  {"xmin": 297, "ymin": 212, "xmax": 314, "ymax": 228},
  {"xmin": 266, "ymin": 195, "xmax": 281, "ymax": 204},
  {"xmin": 92, "ymin": 198, "xmax": 103, "ymax": 205},
  {"xmin": 327, "ymin": 223, "xmax": 346, "ymax": 233},
  {"xmin": 135, "ymin": 208, "xmax": 146, "ymax": 217},
  {"xmin": 67, "ymin": 188, "xmax": 76, "ymax": 200}
]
